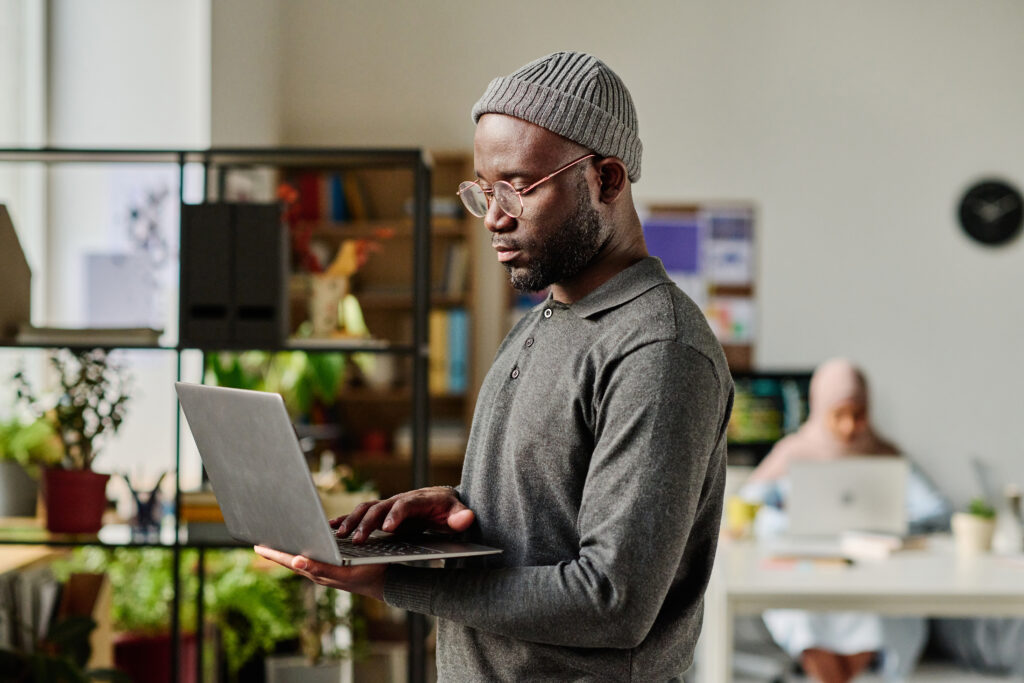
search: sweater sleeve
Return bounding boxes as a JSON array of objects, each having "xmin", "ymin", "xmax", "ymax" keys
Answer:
[{"xmin": 382, "ymin": 341, "xmax": 726, "ymax": 648}]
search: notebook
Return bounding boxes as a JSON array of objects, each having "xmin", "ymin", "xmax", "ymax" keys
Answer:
[{"xmin": 174, "ymin": 382, "xmax": 501, "ymax": 566}]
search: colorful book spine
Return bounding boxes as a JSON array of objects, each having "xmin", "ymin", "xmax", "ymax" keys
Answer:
[
  {"xmin": 448, "ymin": 308, "xmax": 468, "ymax": 394},
  {"xmin": 428, "ymin": 309, "xmax": 449, "ymax": 395}
]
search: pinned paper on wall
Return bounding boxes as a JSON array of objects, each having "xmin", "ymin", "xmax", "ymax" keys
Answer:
[
  {"xmin": 642, "ymin": 203, "xmax": 757, "ymax": 368},
  {"xmin": 707, "ymin": 210, "xmax": 754, "ymax": 287},
  {"xmin": 705, "ymin": 296, "xmax": 756, "ymax": 343},
  {"xmin": 642, "ymin": 215, "xmax": 708, "ymax": 309}
]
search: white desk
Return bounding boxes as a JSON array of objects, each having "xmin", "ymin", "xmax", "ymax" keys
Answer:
[{"xmin": 697, "ymin": 536, "xmax": 1024, "ymax": 683}]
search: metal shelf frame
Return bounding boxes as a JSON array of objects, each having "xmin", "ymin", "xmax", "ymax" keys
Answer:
[{"xmin": 0, "ymin": 146, "xmax": 434, "ymax": 683}]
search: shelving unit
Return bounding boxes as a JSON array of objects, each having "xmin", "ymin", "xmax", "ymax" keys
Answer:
[{"xmin": 0, "ymin": 146, "xmax": 490, "ymax": 683}]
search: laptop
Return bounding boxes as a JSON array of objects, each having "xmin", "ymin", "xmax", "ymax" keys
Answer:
[
  {"xmin": 787, "ymin": 456, "xmax": 909, "ymax": 537},
  {"xmin": 174, "ymin": 381, "xmax": 501, "ymax": 566}
]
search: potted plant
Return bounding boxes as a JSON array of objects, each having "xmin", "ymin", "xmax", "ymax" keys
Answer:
[
  {"xmin": 206, "ymin": 348, "xmax": 347, "ymax": 423},
  {"xmin": 951, "ymin": 497, "xmax": 997, "ymax": 557},
  {"xmin": 14, "ymin": 348, "xmax": 131, "ymax": 533},
  {"xmin": 0, "ymin": 415, "xmax": 63, "ymax": 516},
  {"xmin": 0, "ymin": 612, "xmax": 129, "ymax": 682},
  {"xmin": 58, "ymin": 547, "xmax": 303, "ymax": 683}
]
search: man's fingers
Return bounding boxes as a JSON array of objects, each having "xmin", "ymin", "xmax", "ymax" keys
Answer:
[
  {"xmin": 335, "ymin": 500, "xmax": 379, "ymax": 536},
  {"xmin": 254, "ymin": 545, "xmax": 307, "ymax": 571},
  {"xmin": 447, "ymin": 507, "xmax": 475, "ymax": 532},
  {"xmin": 352, "ymin": 499, "xmax": 395, "ymax": 542}
]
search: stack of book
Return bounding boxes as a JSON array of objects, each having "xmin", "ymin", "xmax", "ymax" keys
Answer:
[
  {"xmin": 428, "ymin": 309, "xmax": 468, "ymax": 396},
  {"xmin": 838, "ymin": 530, "xmax": 928, "ymax": 561},
  {"xmin": 179, "ymin": 490, "xmax": 233, "ymax": 543}
]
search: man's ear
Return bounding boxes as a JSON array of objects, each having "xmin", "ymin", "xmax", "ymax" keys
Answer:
[{"xmin": 594, "ymin": 157, "xmax": 628, "ymax": 204}]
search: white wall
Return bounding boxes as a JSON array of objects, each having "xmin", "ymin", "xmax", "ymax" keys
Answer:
[
  {"xmin": 47, "ymin": 0, "xmax": 212, "ymax": 491},
  {"xmin": 277, "ymin": 0, "xmax": 1024, "ymax": 507},
  {"xmin": 210, "ymin": 0, "xmax": 281, "ymax": 145},
  {"xmin": 49, "ymin": 0, "xmax": 210, "ymax": 148}
]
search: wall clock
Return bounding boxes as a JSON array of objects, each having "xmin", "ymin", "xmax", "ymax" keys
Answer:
[{"xmin": 957, "ymin": 179, "xmax": 1023, "ymax": 246}]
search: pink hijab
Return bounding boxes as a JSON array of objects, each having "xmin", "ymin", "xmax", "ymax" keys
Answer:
[{"xmin": 747, "ymin": 358, "xmax": 899, "ymax": 482}]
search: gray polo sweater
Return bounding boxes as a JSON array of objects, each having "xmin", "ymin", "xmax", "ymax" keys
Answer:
[{"xmin": 384, "ymin": 257, "xmax": 732, "ymax": 681}]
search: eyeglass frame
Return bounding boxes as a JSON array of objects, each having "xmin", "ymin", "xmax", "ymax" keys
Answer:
[{"xmin": 456, "ymin": 153, "xmax": 597, "ymax": 218}]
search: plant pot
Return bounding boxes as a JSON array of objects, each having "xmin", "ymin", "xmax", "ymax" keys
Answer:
[
  {"xmin": 113, "ymin": 631, "xmax": 197, "ymax": 683},
  {"xmin": 951, "ymin": 511, "xmax": 996, "ymax": 557},
  {"xmin": 0, "ymin": 460, "xmax": 39, "ymax": 517},
  {"xmin": 43, "ymin": 468, "xmax": 110, "ymax": 534},
  {"xmin": 265, "ymin": 654, "xmax": 351, "ymax": 683}
]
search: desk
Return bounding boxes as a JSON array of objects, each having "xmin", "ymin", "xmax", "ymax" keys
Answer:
[
  {"xmin": 697, "ymin": 536, "xmax": 1024, "ymax": 683},
  {"xmin": 0, "ymin": 545, "xmax": 66, "ymax": 574}
]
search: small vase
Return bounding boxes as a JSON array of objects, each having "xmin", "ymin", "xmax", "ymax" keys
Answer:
[
  {"xmin": 42, "ymin": 468, "xmax": 110, "ymax": 534},
  {"xmin": 951, "ymin": 511, "xmax": 996, "ymax": 557},
  {"xmin": 310, "ymin": 275, "xmax": 349, "ymax": 337},
  {"xmin": 114, "ymin": 631, "xmax": 197, "ymax": 683},
  {"xmin": 992, "ymin": 485, "xmax": 1024, "ymax": 555}
]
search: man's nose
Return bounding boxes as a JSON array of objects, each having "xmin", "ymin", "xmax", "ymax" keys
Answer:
[{"xmin": 484, "ymin": 197, "xmax": 515, "ymax": 233}]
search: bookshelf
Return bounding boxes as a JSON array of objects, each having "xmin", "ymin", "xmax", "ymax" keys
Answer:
[{"xmin": 0, "ymin": 146, "xmax": 458, "ymax": 683}]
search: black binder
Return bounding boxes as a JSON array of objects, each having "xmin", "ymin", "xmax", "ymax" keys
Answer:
[{"xmin": 179, "ymin": 203, "xmax": 287, "ymax": 347}]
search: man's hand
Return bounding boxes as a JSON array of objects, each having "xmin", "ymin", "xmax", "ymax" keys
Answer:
[
  {"xmin": 333, "ymin": 485, "xmax": 475, "ymax": 542},
  {"xmin": 254, "ymin": 546, "xmax": 387, "ymax": 600}
]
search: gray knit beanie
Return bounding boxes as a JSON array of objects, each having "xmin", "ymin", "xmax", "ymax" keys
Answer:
[{"xmin": 472, "ymin": 51, "xmax": 643, "ymax": 182}]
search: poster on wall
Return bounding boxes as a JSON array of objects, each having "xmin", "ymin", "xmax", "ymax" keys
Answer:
[
  {"xmin": 706, "ymin": 209, "xmax": 754, "ymax": 287},
  {"xmin": 641, "ymin": 213, "xmax": 708, "ymax": 310},
  {"xmin": 642, "ymin": 203, "xmax": 756, "ymax": 369}
]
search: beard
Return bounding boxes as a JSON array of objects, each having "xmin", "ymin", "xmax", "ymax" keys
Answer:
[{"xmin": 503, "ymin": 183, "xmax": 605, "ymax": 293}]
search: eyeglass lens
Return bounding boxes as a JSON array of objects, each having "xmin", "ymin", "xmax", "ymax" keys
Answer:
[
  {"xmin": 458, "ymin": 181, "xmax": 489, "ymax": 217},
  {"xmin": 458, "ymin": 181, "xmax": 525, "ymax": 219}
]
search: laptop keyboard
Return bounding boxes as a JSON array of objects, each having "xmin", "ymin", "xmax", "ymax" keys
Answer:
[{"xmin": 335, "ymin": 536, "xmax": 438, "ymax": 558}]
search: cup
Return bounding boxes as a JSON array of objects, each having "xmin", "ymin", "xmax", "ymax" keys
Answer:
[{"xmin": 725, "ymin": 496, "xmax": 761, "ymax": 539}]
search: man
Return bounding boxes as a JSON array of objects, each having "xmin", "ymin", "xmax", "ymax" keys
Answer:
[{"xmin": 257, "ymin": 51, "xmax": 732, "ymax": 681}]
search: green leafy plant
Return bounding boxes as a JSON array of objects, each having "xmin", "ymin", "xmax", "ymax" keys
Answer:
[
  {"xmin": 967, "ymin": 498, "xmax": 996, "ymax": 519},
  {"xmin": 13, "ymin": 348, "xmax": 131, "ymax": 471},
  {"xmin": 0, "ymin": 416, "xmax": 64, "ymax": 476},
  {"xmin": 205, "ymin": 551, "xmax": 300, "ymax": 675},
  {"xmin": 55, "ymin": 548, "xmax": 316, "ymax": 678},
  {"xmin": 0, "ymin": 613, "xmax": 129, "ymax": 682},
  {"xmin": 206, "ymin": 350, "xmax": 346, "ymax": 420}
]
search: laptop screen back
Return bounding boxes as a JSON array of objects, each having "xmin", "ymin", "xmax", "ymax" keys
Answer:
[{"xmin": 787, "ymin": 457, "xmax": 909, "ymax": 536}]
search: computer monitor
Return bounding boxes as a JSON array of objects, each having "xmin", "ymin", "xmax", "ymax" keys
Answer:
[{"xmin": 727, "ymin": 370, "xmax": 812, "ymax": 466}]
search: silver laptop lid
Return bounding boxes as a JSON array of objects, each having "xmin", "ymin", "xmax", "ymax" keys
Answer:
[
  {"xmin": 787, "ymin": 456, "xmax": 909, "ymax": 536},
  {"xmin": 175, "ymin": 382, "xmax": 343, "ymax": 563}
]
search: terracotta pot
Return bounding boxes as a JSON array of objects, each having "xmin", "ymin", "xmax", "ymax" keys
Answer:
[
  {"xmin": 42, "ymin": 468, "xmax": 110, "ymax": 534},
  {"xmin": 114, "ymin": 632, "xmax": 196, "ymax": 683}
]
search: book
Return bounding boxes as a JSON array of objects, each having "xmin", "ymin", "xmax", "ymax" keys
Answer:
[
  {"xmin": 443, "ymin": 242, "xmax": 470, "ymax": 296},
  {"xmin": 428, "ymin": 309, "xmax": 449, "ymax": 395},
  {"xmin": 179, "ymin": 490, "xmax": 224, "ymax": 523},
  {"xmin": 15, "ymin": 324, "xmax": 162, "ymax": 347},
  {"xmin": 447, "ymin": 308, "xmax": 468, "ymax": 394},
  {"xmin": 328, "ymin": 173, "xmax": 348, "ymax": 222},
  {"xmin": 296, "ymin": 172, "xmax": 321, "ymax": 221},
  {"xmin": 838, "ymin": 530, "xmax": 928, "ymax": 561}
]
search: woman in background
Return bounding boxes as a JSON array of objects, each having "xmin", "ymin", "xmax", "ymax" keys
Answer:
[{"xmin": 741, "ymin": 358, "xmax": 950, "ymax": 683}]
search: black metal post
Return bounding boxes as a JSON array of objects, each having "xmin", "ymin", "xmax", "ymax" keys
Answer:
[
  {"xmin": 407, "ymin": 152, "xmax": 432, "ymax": 683},
  {"xmin": 171, "ymin": 154, "xmax": 186, "ymax": 683},
  {"xmin": 196, "ymin": 548, "xmax": 206, "ymax": 683}
]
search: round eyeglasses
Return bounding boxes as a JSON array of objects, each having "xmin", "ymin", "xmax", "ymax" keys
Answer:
[{"xmin": 457, "ymin": 154, "xmax": 596, "ymax": 219}]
